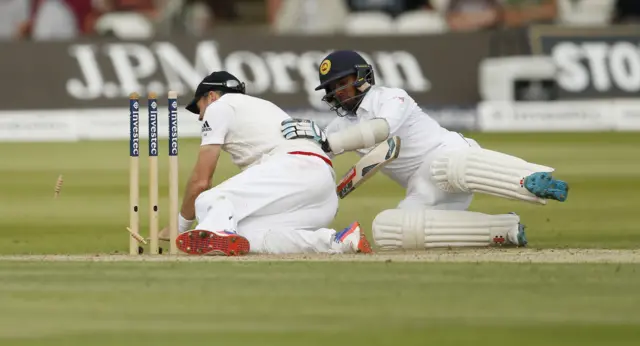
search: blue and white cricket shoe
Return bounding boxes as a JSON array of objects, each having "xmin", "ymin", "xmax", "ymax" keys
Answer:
[{"xmin": 524, "ymin": 172, "xmax": 569, "ymax": 202}]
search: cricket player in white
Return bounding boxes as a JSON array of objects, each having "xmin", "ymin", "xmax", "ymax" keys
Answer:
[
  {"xmin": 282, "ymin": 50, "xmax": 569, "ymax": 250},
  {"xmin": 159, "ymin": 71, "xmax": 371, "ymax": 256}
]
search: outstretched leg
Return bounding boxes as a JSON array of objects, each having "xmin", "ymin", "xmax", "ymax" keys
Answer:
[{"xmin": 430, "ymin": 147, "xmax": 568, "ymax": 205}]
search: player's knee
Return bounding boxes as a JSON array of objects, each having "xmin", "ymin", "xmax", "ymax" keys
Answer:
[
  {"xmin": 194, "ymin": 189, "xmax": 212, "ymax": 210},
  {"xmin": 429, "ymin": 147, "xmax": 473, "ymax": 193},
  {"xmin": 194, "ymin": 190, "xmax": 232, "ymax": 220}
]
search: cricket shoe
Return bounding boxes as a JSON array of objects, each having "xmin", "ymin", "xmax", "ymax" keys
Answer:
[
  {"xmin": 175, "ymin": 230, "xmax": 250, "ymax": 256},
  {"xmin": 523, "ymin": 172, "xmax": 569, "ymax": 202},
  {"xmin": 334, "ymin": 222, "xmax": 373, "ymax": 254},
  {"xmin": 506, "ymin": 212, "xmax": 528, "ymax": 247}
]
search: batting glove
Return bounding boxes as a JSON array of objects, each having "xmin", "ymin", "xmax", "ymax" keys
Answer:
[{"xmin": 281, "ymin": 119, "xmax": 331, "ymax": 153}]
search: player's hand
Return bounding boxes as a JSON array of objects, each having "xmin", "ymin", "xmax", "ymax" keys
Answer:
[{"xmin": 281, "ymin": 119, "xmax": 331, "ymax": 153}]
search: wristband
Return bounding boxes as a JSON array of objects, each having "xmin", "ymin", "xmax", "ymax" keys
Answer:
[{"xmin": 178, "ymin": 214, "xmax": 194, "ymax": 233}]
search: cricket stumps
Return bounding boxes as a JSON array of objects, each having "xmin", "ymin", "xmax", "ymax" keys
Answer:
[{"xmin": 128, "ymin": 91, "xmax": 180, "ymax": 256}]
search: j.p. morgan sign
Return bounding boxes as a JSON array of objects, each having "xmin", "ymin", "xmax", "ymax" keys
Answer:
[
  {"xmin": 0, "ymin": 33, "xmax": 495, "ymax": 110},
  {"xmin": 65, "ymin": 40, "xmax": 431, "ymax": 110}
]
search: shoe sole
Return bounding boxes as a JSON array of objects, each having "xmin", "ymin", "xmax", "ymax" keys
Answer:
[
  {"xmin": 357, "ymin": 231, "xmax": 373, "ymax": 254},
  {"xmin": 175, "ymin": 230, "xmax": 250, "ymax": 256},
  {"xmin": 524, "ymin": 172, "xmax": 569, "ymax": 202},
  {"xmin": 335, "ymin": 222, "xmax": 374, "ymax": 254}
]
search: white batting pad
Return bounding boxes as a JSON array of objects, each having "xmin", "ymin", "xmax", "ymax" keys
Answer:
[
  {"xmin": 372, "ymin": 209, "xmax": 520, "ymax": 250},
  {"xmin": 430, "ymin": 147, "xmax": 554, "ymax": 205}
]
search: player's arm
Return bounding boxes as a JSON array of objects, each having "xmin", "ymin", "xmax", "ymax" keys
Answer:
[
  {"xmin": 329, "ymin": 89, "xmax": 412, "ymax": 153},
  {"xmin": 282, "ymin": 90, "xmax": 410, "ymax": 154},
  {"xmin": 325, "ymin": 118, "xmax": 389, "ymax": 155},
  {"xmin": 177, "ymin": 101, "xmax": 233, "ymax": 232},
  {"xmin": 322, "ymin": 118, "xmax": 349, "ymax": 159},
  {"xmin": 179, "ymin": 144, "xmax": 221, "ymax": 220},
  {"xmin": 281, "ymin": 117, "xmax": 389, "ymax": 155}
]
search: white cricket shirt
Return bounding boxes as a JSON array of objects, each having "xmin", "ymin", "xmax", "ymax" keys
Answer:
[
  {"xmin": 201, "ymin": 94, "xmax": 329, "ymax": 170},
  {"xmin": 325, "ymin": 86, "xmax": 455, "ymax": 188}
]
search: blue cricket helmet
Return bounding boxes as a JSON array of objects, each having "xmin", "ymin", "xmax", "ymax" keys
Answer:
[{"xmin": 315, "ymin": 50, "xmax": 375, "ymax": 116}]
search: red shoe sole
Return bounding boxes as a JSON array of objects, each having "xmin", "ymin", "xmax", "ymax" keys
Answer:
[
  {"xmin": 358, "ymin": 234, "xmax": 373, "ymax": 254},
  {"xmin": 175, "ymin": 230, "xmax": 250, "ymax": 256}
]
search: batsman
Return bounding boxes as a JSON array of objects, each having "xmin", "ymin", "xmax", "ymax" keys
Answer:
[{"xmin": 281, "ymin": 50, "xmax": 569, "ymax": 250}]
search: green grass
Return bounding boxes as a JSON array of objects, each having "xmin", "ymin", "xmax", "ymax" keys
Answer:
[
  {"xmin": 0, "ymin": 132, "xmax": 639, "ymax": 345},
  {"xmin": 1, "ymin": 262, "xmax": 639, "ymax": 346},
  {"xmin": 0, "ymin": 132, "xmax": 638, "ymax": 253}
]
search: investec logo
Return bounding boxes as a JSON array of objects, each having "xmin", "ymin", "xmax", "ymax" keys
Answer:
[
  {"xmin": 148, "ymin": 100, "xmax": 158, "ymax": 156},
  {"xmin": 65, "ymin": 40, "xmax": 431, "ymax": 109},
  {"xmin": 130, "ymin": 102, "xmax": 139, "ymax": 156},
  {"xmin": 169, "ymin": 100, "xmax": 178, "ymax": 156}
]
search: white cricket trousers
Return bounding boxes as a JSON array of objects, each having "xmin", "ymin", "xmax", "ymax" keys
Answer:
[{"xmin": 193, "ymin": 152, "xmax": 342, "ymax": 254}]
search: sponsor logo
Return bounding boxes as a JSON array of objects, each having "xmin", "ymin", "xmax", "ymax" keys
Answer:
[
  {"xmin": 551, "ymin": 41, "xmax": 640, "ymax": 94},
  {"xmin": 0, "ymin": 120, "xmax": 70, "ymax": 131},
  {"xmin": 530, "ymin": 26, "xmax": 640, "ymax": 97},
  {"xmin": 168, "ymin": 109, "xmax": 178, "ymax": 156},
  {"xmin": 201, "ymin": 120, "xmax": 211, "ymax": 133},
  {"xmin": 478, "ymin": 100, "xmax": 611, "ymax": 132},
  {"xmin": 130, "ymin": 110, "xmax": 139, "ymax": 157},
  {"xmin": 148, "ymin": 99, "xmax": 158, "ymax": 156},
  {"xmin": 65, "ymin": 41, "xmax": 431, "ymax": 110},
  {"xmin": 148, "ymin": 111, "xmax": 158, "ymax": 156}
]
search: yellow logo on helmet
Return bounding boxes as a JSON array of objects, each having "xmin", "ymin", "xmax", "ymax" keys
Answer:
[{"xmin": 319, "ymin": 60, "xmax": 331, "ymax": 75}]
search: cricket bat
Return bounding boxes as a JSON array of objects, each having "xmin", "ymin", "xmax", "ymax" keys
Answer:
[{"xmin": 336, "ymin": 136, "xmax": 401, "ymax": 199}]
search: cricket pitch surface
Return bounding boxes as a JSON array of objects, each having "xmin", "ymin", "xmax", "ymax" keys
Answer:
[{"xmin": 1, "ymin": 248, "xmax": 639, "ymax": 263}]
